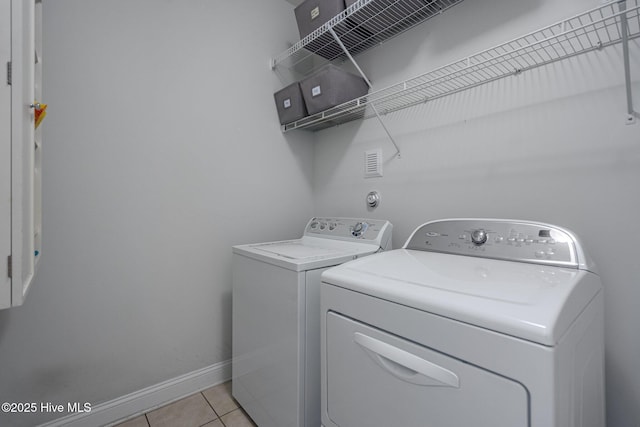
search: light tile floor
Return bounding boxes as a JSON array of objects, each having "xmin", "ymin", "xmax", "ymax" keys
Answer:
[{"xmin": 114, "ymin": 381, "xmax": 256, "ymax": 427}]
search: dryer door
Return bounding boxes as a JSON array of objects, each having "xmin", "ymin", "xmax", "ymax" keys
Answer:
[{"xmin": 325, "ymin": 312, "xmax": 529, "ymax": 427}]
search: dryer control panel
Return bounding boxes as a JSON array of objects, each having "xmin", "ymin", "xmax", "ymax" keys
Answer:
[{"xmin": 404, "ymin": 219, "xmax": 592, "ymax": 270}]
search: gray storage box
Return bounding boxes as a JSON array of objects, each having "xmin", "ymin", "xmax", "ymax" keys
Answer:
[
  {"xmin": 295, "ymin": 0, "xmax": 371, "ymax": 59},
  {"xmin": 274, "ymin": 82, "xmax": 308, "ymax": 125},
  {"xmin": 295, "ymin": 0, "xmax": 346, "ymax": 39},
  {"xmin": 345, "ymin": 0, "xmax": 428, "ymax": 34},
  {"xmin": 300, "ymin": 64, "xmax": 369, "ymax": 115}
]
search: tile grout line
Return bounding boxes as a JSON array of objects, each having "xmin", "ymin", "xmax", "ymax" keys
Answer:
[
  {"xmin": 201, "ymin": 383, "xmax": 249, "ymax": 426},
  {"xmin": 136, "ymin": 385, "xmax": 244, "ymax": 427},
  {"xmin": 200, "ymin": 391, "xmax": 227, "ymax": 427}
]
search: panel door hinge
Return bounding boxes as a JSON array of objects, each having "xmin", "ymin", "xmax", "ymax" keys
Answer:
[
  {"xmin": 6, "ymin": 61, "xmax": 11, "ymax": 85},
  {"xmin": 7, "ymin": 255, "xmax": 11, "ymax": 278}
]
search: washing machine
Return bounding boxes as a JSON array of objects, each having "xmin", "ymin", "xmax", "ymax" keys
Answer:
[
  {"xmin": 232, "ymin": 217, "xmax": 393, "ymax": 427},
  {"xmin": 321, "ymin": 218, "xmax": 604, "ymax": 427}
]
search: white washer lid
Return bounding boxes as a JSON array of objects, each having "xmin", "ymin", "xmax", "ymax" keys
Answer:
[
  {"xmin": 321, "ymin": 249, "xmax": 602, "ymax": 346},
  {"xmin": 233, "ymin": 236, "xmax": 381, "ymax": 272}
]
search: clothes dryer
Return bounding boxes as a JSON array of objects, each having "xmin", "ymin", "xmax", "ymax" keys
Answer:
[
  {"xmin": 321, "ymin": 218, "xmax": 604, "ymax": 427},
  {"xmin": 232, "ymin": 217, "xmax": 392, "ymax": 427}
]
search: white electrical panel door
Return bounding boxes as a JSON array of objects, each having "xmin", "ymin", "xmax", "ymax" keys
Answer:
[
  {"xmin": 1, "ymin": 0, "xmax": 12, "ymax": 307},
  {"xmin": 1, "ymin": 0, "xmax": 41, "ymax": 310}
]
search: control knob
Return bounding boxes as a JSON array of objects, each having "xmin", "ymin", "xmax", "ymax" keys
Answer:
[
  {"xmin": 352, "ymin": 222, "xmax": 365, "ymax": 237},
  {"xmin": 471, "ymin": 229, "xmax": 488, "ymax": 246}
]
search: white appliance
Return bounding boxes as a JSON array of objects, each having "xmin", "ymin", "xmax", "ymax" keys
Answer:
[
  {"xmin": 321, "ymin": 219, "xmax": 604, "ymax": 427},
  {"xmin": 232, "ymin": 217, "xmax": 393, "ymax": 427}
]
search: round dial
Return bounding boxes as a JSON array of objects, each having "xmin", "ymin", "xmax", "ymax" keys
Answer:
[
  {"xmin": 352, "ymin": 222, "xmax": 364, "ymax": 237},
  {"xmin": 366, "ymin": 191, "xmax": 380, "ymax": 208},
  {"xmin": 471, "ymin": 229, "xmax": 488, "ymax": 245}
]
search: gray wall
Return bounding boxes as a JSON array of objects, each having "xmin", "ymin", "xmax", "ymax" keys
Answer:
[
  {"xmin": 0, "ymin": 1, "xmax": 314, "ymax": 426},
  {"xmin": 312, "ymin": 0, "xmax": 640, "ymax": 426}
]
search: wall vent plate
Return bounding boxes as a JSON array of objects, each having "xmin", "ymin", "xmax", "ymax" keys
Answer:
[{"xmin": 364, "ymin": 149, "xmax": 382, "ymax": 178}]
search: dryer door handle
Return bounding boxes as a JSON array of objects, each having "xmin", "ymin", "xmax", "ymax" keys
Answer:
[{"xmin": 354, "ymin": 332, "xmax": 460, "ymax": 388}]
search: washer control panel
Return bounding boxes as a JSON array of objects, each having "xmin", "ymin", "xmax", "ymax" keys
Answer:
[
  {"xmin": 404, "ymin": 219, "xmax": 583, "ymax": 269},
  {"xmin": 305, "ymin": 217, "xmax": 392, "ymax": 245}
]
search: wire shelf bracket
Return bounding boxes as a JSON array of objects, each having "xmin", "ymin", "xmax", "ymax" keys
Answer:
[
  {"xmin": 620, "ymin": 1, "xmax": 639, "ymax": 124},
  {"xmin": 328, "ymin": 26, "xmax": 402, "ymax": 158}
]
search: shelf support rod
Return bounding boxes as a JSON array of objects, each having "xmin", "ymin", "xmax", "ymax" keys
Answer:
[
  {"xmin": 619, "ymin": 0, "xmax": 639, "ymax": 124},
  {"xmin": 328, "ymin": 27, "xmax": 401, "ymax": 158}
]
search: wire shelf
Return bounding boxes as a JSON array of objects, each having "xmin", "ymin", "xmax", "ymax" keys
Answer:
[
  {"xmin": 282, "ymin": 0, "xmax": 640, "ymax": 132},
  {"xmin": 272, "ymin": 0, "xmax": 464, "ymax": 74}
]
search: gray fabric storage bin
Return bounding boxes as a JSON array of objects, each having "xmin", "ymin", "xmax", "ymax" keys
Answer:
[
  {"xmin": 295, "ymin": 0, "xmax": 372, "ymax": 59},
  {"xmin": 300, "ymin": 64, "xmax": 369, "ymax": 115},
  {"xmin": 274, "ymin": 82, "xmax": 308, "ymax": 125},
  {"xmin": 295, "ymin": 0, "xmax": 346, "ymax": 39},
  {"xmin": 345, "ymin": 0, "xmax": 428, "ymax": 34}
]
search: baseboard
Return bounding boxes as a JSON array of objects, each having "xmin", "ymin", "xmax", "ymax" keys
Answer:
[{"xmin": 37, "ymin": 359, "xmax": 232, "ymax": 427}]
